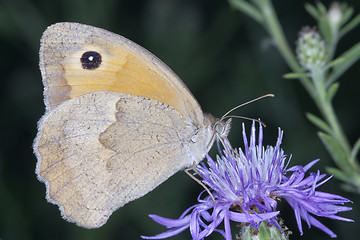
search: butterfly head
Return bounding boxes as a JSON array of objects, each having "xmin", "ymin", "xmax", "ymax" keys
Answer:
[{"xmin": 214, "ymin": 118, "xmax": 232, "ymax": 140}]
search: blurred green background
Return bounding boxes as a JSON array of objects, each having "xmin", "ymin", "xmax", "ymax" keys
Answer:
[{"xmin": 0, "ymin": 0, "xmax": 359, "ymax": 239}]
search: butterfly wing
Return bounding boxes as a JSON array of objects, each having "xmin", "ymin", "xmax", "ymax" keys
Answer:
[
  {"xmin": 35, "ymin": 22, "xmax": 216, "ymax": 228},
  {"xmin": 35, "ymin": 91, "xmax": 204, "ymax": 228},
  {"xmin": 39, "ymin": 22, "xmax": 203, "ymax": 123}
]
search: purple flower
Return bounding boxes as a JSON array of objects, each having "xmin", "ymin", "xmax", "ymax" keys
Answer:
[{"xmin": 142, "ymin": 122, "xmax": 353, "ymax": 239}]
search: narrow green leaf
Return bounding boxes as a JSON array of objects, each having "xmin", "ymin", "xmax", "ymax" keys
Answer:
[
  {"xmin": 283, "ymin": 72, "xmax": 308, "ymax": 79},
  {"xmin": 229, "ymin": 0, "xmax": 263, "ymax": 23},
  {"xmin": 326, "ymin": 166, "xmax": 348, "ymax": 182},
  {"xmin": 327, "ymin": 166, "xmax": 360, "ymax": 193},
  {"xmin": 351, "ymin": 137, "xmax": 360, "ymax": 161},
  {"xmin": 317, "ymin": 2, "xmax": 327, "ymax": 15},
  {"xmin": 318, "ymin": 132, "xmax": 349, "ymax": 170},
  {"xmin": 320, "ymin": 20, "xmax": 333, "ymax": 48},
  {"xmin": 325, "ymin": 57, "xmax": 344, "ymax": 69},
  {"xmin": 325, "ymin": 82, "xmax": 339, "ymax": 102},
  {"xmin": 306, "ymin": 113, "xmax": 332, "ymax": 134},
  {"xmin": 325, "ymin": 167, "xmax": 360, "ymax": 193},
  {"xmin": 305, "ymin": 3, "xmax": 320, "ymax": 20},
  {"xmin": 340, "ymin": 7, "xmax": 354, "ymax": 27},
  {"xmin": 340, "ymin": 13, "xmax": 360, "ymax": 37},
  {"xmin": 340, "ymin": 183, "xmax": 359, "ymax": 193},
  {"xmin": 327, "ymin": 42, "xmax": 360, "ymax": 84}
]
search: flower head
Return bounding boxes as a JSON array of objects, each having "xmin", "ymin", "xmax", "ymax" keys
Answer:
[
  {"xmin": 142, "ymin": 122, "xmax": 352, "ymax": 240},
  {"xmin": 296, "ymin": 26, "xmax": 327, "ymax": 71}
]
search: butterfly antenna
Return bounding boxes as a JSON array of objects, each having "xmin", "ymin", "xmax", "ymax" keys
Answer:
[
  {"xmin": 224, "ymin": 115, "xmax": 267, "ymax": 127},
  {"xmin": 217, "ymin": 93, "xmax": 274, "ymax": 159},
  {"xmin": 220, "ymin": 93, "xmax": 274, "ymax": 122}
]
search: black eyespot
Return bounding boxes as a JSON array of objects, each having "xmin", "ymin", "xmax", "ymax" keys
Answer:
[{"xmin": 80, "ymin": 51, "xmax": 102, "ymax": 70}]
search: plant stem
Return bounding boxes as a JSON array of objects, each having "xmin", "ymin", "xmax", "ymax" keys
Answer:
[
  {"xmin": 311, "ymin": 69, "xmax": 350, "ymax": 152},
  {"xmin": 258, "ymin": 0, "xmax": 315, "ymax": 97},
  {"xmin": 260, "ymin": 1, "xmax": 360, "ymax": 190},
  {"xmin": 232, "ymin": 0, "xmax": 360, "ymax": 191}
]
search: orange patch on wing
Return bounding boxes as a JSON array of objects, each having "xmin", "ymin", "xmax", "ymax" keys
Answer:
[{"xmin": 63, "ymin": 42, "xmax": 180, "ymax": 113}]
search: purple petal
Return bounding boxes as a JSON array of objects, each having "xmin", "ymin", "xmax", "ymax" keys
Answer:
[
  {"xmin": 228, "ymin": 210, "xmax": 279, "ymax": 222},
  {"xmin": 141, "ymin": 224, "xmax": 189, "ymax": 239},
  {"xmin": 147, "ymin": 214, "xmax": 190, "ymax": 228},
  {"xmin": 306, "ymin": 214, "xmax": 337, "ymax": 238},
  {"xmin": 224, "ymin": 212, "xmax": 232, "ymax": 240}
]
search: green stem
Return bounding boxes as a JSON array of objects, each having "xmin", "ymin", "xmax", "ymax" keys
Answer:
[
  {"xmin": 259, "ymin": 1, "xmax": 298, "ymax": 70},
  {"xmin": 261, "ymin": 1, "xmax": 360, "ymax": 191},
  {"xmin": 257, "ymin": 0, "xmax": 315, "ymax": 98},
  {"xmin": 231, "ymin": 0, "xmax": 360, "ymax": 191},
  {"xmin": 327, "ymin": 32, "xmax": 339, "ymax": 61},
  {"xmin": 311, "ymin": 68, "xmax": 360, "ymax": 190},
  {"xmin": 311, "ymin": 69, "xmax": 350, "ymax": 152},
  {"xmin": 261, "ymin": 0, "xmax": 360, "ymax": 188}
]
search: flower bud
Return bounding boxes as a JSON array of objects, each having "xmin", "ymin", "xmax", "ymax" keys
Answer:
[
  {"xmin": 328, "ymin": 2, "xmax": 342, "ymax": 31},
  {"xmin": 296, "ymin": 26, "xmax": 327, "ymax": 71}
]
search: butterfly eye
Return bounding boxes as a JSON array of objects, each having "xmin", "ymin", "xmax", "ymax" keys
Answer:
[{"xmin": 80, "ymin": 51, "xmax": 102, "ymax": 70}]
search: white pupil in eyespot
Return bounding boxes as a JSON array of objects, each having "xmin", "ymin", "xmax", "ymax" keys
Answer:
[{"xmin": 88, "ymin": 56, "xmax": 94, "ymax": 61}]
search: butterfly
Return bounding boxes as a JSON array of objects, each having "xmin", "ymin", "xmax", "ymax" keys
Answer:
[{"xmin": 34, "ymin": 22, "xmax": 231, "ymax": 228}]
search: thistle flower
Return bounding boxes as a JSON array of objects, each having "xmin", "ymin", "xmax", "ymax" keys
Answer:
[{"xmin": 142, "ymin": 122, "xmax": 352, "ymax": 239}]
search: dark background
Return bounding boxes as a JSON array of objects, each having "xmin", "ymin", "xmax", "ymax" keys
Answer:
[{"xmin": 0, "ymin": 0, "xmax": 359, "ymax": 239}]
